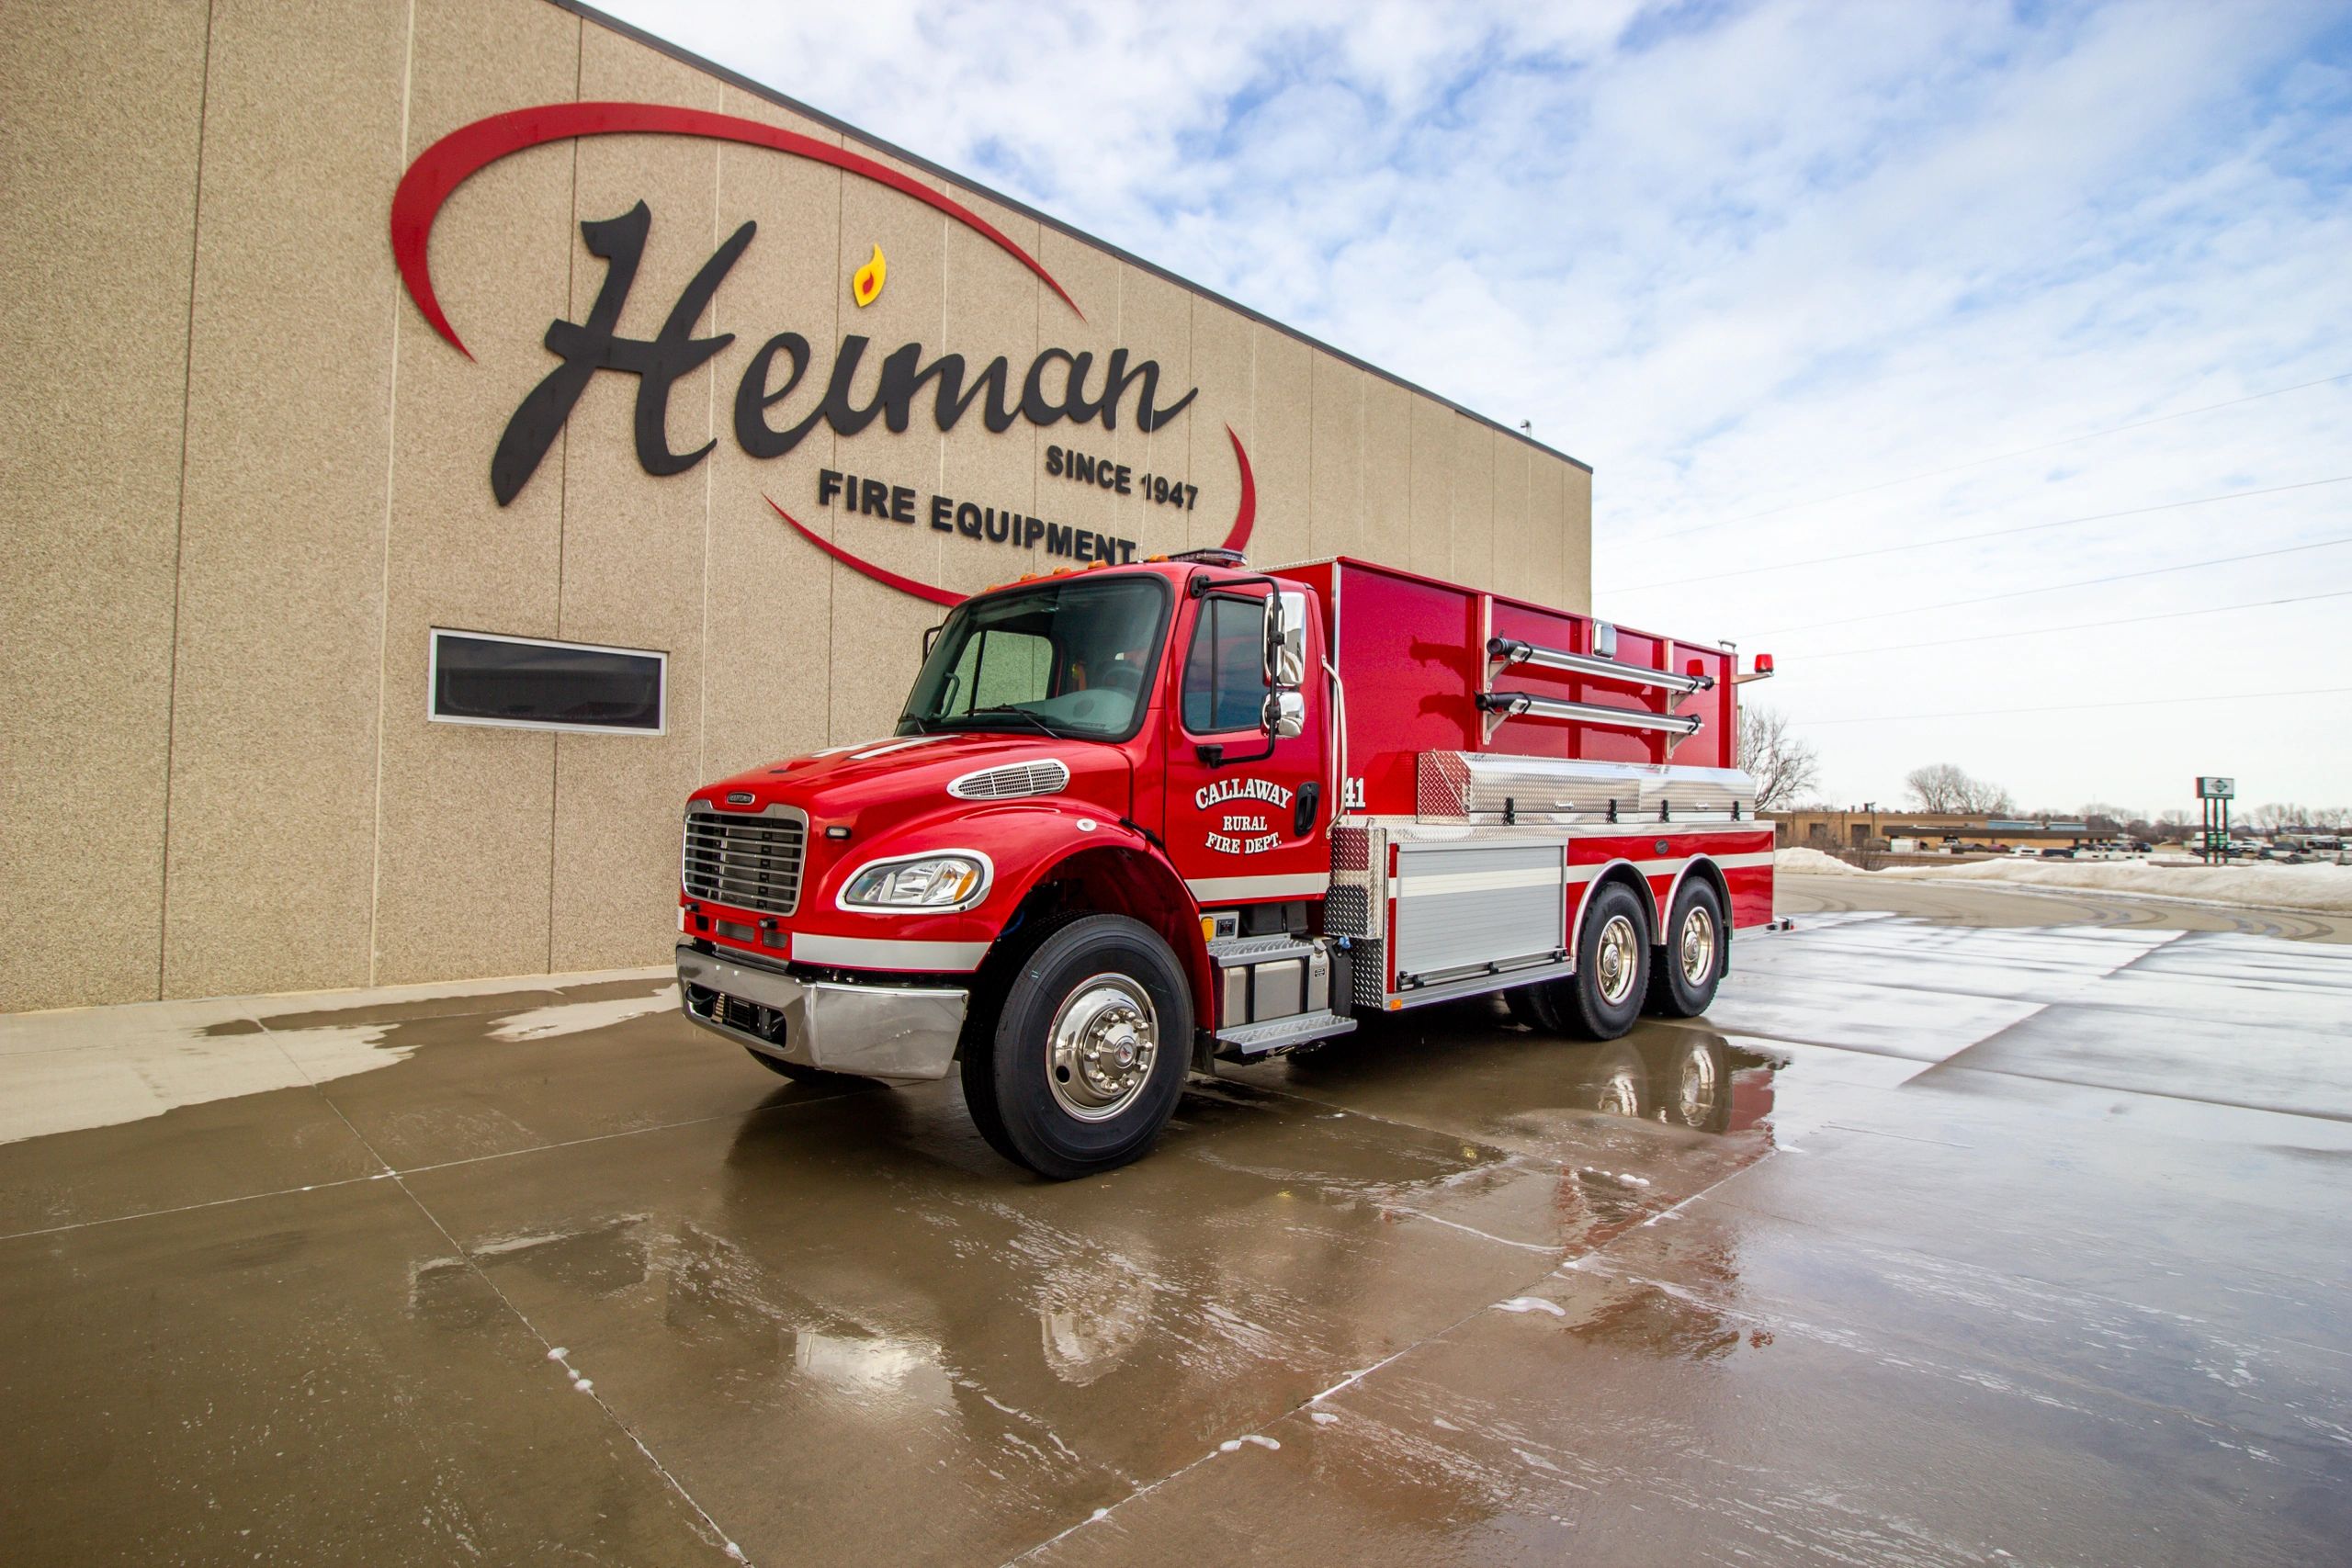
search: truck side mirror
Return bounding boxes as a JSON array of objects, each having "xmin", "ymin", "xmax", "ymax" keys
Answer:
[
  {"xmin": 1262, "ymin": 689, "xmax": 1306, "ymax": 739},
  {"xmin": 1263, "ymin": 590, "xmax": 1306, "ymax": 690}
]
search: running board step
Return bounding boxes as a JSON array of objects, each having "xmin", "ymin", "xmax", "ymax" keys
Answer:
[
  {"xmin": 1215, "ymin": 1010, "xmax": 1358, "ymax": 1059},
  {"xmin": 1205, "ymin": 935, "xmax": 1317, "ymax": 967}
]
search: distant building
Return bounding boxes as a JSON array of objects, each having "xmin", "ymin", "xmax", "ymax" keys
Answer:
[{"xmin": 1767, "ymin": 808, "xmax": 2095, "ymax": 852}]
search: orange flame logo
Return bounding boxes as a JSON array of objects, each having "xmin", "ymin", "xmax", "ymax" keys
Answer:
[{"xmin": 852, "ymin": 243, "xmax": 886, "ymax": 308}]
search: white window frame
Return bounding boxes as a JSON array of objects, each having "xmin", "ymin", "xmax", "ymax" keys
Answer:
[{"xmin": 427, "ymin": 627, "xmax": 669, "ymax": 737}]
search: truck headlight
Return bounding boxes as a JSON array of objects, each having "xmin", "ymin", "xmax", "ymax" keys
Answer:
[{"xmin": 839, "ymin": 853, "xmax": 990, "ymax": 911}]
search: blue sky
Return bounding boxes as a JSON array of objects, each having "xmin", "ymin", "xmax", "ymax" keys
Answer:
[{"xmin": 605, "ymin": 0, "xmax": 2352, "ymax": 818}]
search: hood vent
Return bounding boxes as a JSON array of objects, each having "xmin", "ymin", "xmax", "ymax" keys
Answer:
[{"xmin": 948, "ymin": 759, "xmax": 1070, "ymax": 801}]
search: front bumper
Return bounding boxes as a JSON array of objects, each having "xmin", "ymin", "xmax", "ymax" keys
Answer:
[{"xmin": 675, "ymin": 942, "xmax": 968, "ymax": 1083}]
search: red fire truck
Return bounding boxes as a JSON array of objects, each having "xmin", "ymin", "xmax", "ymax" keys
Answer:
[{"xmin": 675, "ymin": 551, "xmax": 1774, "ymax": 1178}]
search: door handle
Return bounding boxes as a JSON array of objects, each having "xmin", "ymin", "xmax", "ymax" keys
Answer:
[{"xmin": 1294, "ymin": 781, "xmax": 1320, "ymax": 837}]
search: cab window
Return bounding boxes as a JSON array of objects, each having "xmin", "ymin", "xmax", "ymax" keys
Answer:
[
  {"xmin": 1182, "ymin": 596, "xmax": 1269, "ymax": 734},
  {"xmin": 898, "ymin": 577, "xmax": 1170, "ymax": 740}
]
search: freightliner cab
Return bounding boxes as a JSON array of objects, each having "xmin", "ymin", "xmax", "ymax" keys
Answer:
[{"xmin": 675, "ymin": 550, "xmax": 1776, "ymax": 1178}]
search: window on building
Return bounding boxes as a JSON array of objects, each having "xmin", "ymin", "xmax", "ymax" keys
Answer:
[
  {"xmin": 1182, "ymin": 595, "xmax": 1271, "ymax": 734},
  {"xmin": 428, "ymin": 629, "xmax": 666, "ymax": 735}
]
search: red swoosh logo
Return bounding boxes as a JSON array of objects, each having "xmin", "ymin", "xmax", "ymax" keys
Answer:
[
  {"xmin": 393, "ymin": 102, "xmax": 1252, "ymax": 603},
  {"xmin": 767, "ymin": 497, "xmax": 962, "ymax": 608},
  {"xmin": 391, "ymin": 101, "xmax": 1081, "ymax": 358},
  {"xmin": 772, "ymin": 423, "xmax": 1258, "ymax": 606}
]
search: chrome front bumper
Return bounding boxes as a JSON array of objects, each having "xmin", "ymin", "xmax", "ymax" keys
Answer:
[{"xmin": 674, "ymin": 942, "xmax": 968, "ymax": 1083}]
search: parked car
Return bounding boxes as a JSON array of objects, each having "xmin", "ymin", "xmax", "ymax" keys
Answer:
[{"xmin": 2038, "ymin": 847, "xmax": 2075, "ymax": 859}]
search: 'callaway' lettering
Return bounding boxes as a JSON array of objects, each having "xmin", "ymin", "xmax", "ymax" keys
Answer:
[{"xmin": 1195, "ymin": 777, "xmax": 1294, "ymax": 812}]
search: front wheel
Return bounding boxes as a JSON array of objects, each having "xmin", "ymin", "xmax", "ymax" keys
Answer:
[{"xmin": 961, "ymin": 913, "xmax": 1193, "ymax": 1179}]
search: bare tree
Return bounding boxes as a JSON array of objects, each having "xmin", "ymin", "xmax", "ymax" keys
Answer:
[
  {"xmin": 1905, "ymin": 762, "xmax": 2013, "ymax": 815},
  {"xmin": 1904, "ymin": 762, "xmax": 1969, "ymax": 811},
  {"xmin": 1959, "ymin": 776, "xmax": 2017, "ymax": 815},
  {"xmin": 2079, "ymin": 802, "xmax": 2135, "ymax": 833},
  {"xmin": 1738, "ymin": 705, "xmax": 1822, "ymax": 812}
]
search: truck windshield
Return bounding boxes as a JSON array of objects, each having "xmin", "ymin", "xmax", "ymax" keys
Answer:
[{"xmin": 899, "ymin": 577, "xmax": 1171, "ymax": 740}]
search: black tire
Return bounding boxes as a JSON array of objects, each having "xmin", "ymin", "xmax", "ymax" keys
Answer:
[
  {"xmin": 1645, "ymin": 879, "xmax": 1726, "ymax": 1019},
  {"xmin": 741, "ymin": 1046, "xmax": 866, "ymax": 1086},
  {"xmin": 1560, "ymin": 881, "xmax": 1651, "ymax": 1041},
  {"xmin": 959, "ymin": 913, "xmax": 1193, "ymax": 1179},
  {"xmin": 1519, "ymin": 976, "xmax": 1571, "ymax": 1034}
]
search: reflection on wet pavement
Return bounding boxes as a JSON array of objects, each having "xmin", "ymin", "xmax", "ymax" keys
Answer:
[{"xmin": 4, "ymin": 915, "xmax": 2349, "ymax": 1564}]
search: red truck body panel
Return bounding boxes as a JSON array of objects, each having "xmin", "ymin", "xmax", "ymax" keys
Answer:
[{"xmin": 1274, "ymin": 557, "xmax": 1737, "ymax": 818}]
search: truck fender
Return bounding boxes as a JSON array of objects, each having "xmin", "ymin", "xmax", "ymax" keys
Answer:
[
  {"xmin": 1570, "ymin": 859, "xmax": 1659, "ymax": 962},
  {"xmin": 990, "ymin": 820, "xmax": 1214, "ymax": 1040}
]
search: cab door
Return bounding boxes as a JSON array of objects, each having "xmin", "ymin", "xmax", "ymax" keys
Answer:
[{"xmin": 1159, "ymin": 582, "xmax": 1329, "ymax": 910}]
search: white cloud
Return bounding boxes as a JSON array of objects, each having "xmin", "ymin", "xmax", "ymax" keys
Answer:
[{"xmin": 601, "ymin": 0, "xmax": 2352, "ymax": 815}]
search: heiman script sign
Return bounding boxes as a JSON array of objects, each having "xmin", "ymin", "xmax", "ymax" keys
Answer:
[{"xmin": 390, "ymin": 103, "xmax": 1255, "ymax": 607}]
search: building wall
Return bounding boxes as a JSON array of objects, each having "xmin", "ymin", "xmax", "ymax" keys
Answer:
[{"xmin": 0, "ymin": 0, "xmax": 1593, "ymax": 1012}]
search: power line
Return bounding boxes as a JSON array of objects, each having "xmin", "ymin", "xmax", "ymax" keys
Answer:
[
  {"xmin": 1630, "ymin": 368, "xmax": 2352, "ymax": 546},
  {"xmin": 1753, "ymin": 535, "xmax": 2352, "ymax": 637},
  {"xmin": 1793, "ymin": 686, "xmax": 2352, "ymax": 727},
  {"xmin": 1611, "ymin": 474, "xmax": 2351, "ymax": 592},
  {"xmin": 1780, "ymin": 588, "xmax": 2352, "ymax": 659}
]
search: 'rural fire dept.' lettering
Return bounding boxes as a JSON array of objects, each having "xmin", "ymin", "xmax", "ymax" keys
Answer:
[{"xmin": 1197, "ymin": 778, "xmax": 1291, "ymax": 853}]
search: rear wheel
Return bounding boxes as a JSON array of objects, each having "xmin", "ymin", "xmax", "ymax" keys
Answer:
[
  {"xmin": 1561, "ymin": 882, "xmax": 1650, "ymax": 1041},
  {"xmin": 1504, "ymin": 987, "xmax": 1549, "ymax": 1030},
  {"xmin": 960, "ymin": 913, "xmax": 1193, "ymax": 1179},
  {"xmin": 1515, "ymin": 976, "xmax": 1570, "ymax": 1034},
  {"xmin": 1646, "ymin": 880, "xmax": 1726, "ymax": 1018}
]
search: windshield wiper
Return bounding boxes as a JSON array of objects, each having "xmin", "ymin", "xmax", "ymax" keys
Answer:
[{"xmin": 946, "ymin": 705, "xmax": 1063, "ymax": 737}]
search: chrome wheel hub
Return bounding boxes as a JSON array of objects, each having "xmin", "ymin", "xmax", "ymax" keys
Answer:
[
  {"xmin": 1596, "ymin": 914, "xmax": 1640, "ymax": 1006},
  {"xmin": 1047, "ymin": 975, "xmax": 1159, "ymax": 1122},
  {"xmin": 1679, "ymin": 906, "xmax": 1716, "ymax": 987}
]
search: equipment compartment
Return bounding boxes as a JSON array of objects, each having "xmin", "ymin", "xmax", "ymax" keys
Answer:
[{"xmin": 1391, "ymin": 840, "xmax": 1568, "ymax": 988}]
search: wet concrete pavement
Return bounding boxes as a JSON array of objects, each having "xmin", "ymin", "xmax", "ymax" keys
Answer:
[{"xmin": 5, "ymin": 886, "xmax": 2349, "ymax": 1564}]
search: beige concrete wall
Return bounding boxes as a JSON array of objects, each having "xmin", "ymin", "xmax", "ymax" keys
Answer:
[
  {"xmin": 0, "ymin": 0, "xmax": 1592, "ymax": 1012},
  {"xmin": 370, "ymin": 0, "xmax": 580, "ymax": 988},
  {"xmin": 0, "ymin": 0, "xmax": 207, "ymax": 1013}
]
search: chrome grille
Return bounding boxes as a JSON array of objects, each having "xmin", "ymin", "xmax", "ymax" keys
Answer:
[
  {"xmin": 681, "ymin": 807, "xmax": 806, "ymax": 917},
  {"xmin": 948, "ymin": 759, "xmax": 1069, "ymax": 800}
]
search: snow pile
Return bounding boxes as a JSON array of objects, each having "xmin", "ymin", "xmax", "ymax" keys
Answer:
[{"xmin": 1774, "ymin": 846, "xmax": 1867, "ymax": 874}]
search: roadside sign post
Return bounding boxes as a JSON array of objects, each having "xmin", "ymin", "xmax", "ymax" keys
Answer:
[{"xmin": 2195, "ymin": 776, "xmax": 2234, "ymax": 864}]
